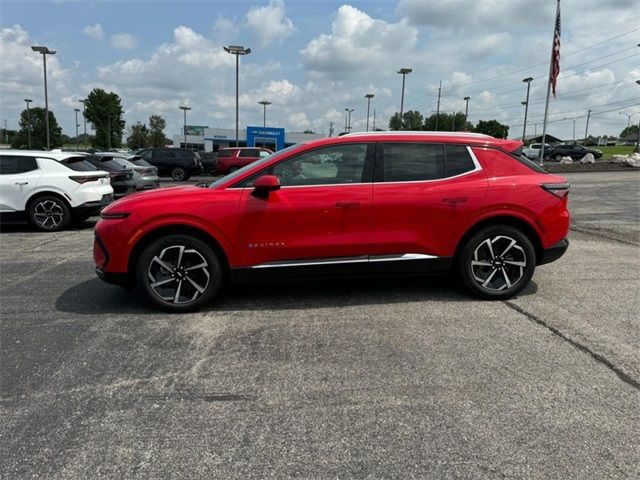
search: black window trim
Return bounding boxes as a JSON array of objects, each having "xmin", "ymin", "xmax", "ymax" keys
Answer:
[{"xmin": 375, "ymin": 142, "xmax": 482, "ymax": 184}]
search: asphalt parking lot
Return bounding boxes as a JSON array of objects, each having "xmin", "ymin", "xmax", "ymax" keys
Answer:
[{"xmin": 1, "ymin": 170, "xmax": 639, "ymax": 479}]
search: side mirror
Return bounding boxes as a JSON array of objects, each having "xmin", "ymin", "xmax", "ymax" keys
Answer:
[{"xmin": 252, "ymin": 174, "xmax": 281, "ymax": 196}]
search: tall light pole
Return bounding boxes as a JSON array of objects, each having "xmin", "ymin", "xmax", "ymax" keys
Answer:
[
  {"xmin": 397, "ymin": 68, "xmax": 412, "ymax": 129},
  {"xmin": 344, "ymin": 108, "xmax": 354, "ymax": 133},
  {"xmin": 365, "ymin": 94, "xmax": 374, "ymax": 131},
  {"xmin": 463, "ymin": 96, "xmax": 470, "ymax": 126},
  {"xmin": 79, "ymin": 99, "xmax": 87, "ymax": 146},
  {"xmin": 259, "ymin": 100, "xmax": 271, "ymax": 127},
  {"xmin": 224, "ymin": 45, "xmax": 251, "ymax": 147},
  {"xmin": 24, "ymin": 98, "xmax": 32, "ymax": 149},
  {"xmin": 522, "ymin": 77, "xmax": 533, "ymax": 143},
  {"xmin": 618, "ymin": 111, "xmax": 634, "ymax": 132},
  {"xmin": 31, "ymin": 45, "xmax": 56, "ymax": 150},
  {"xmin": 74, "ymin": 108, "xmax": 80, "ymax": 150},
  {"xmin": 563, "ymin": 117, "xmax": 576, "ymax": 143},
  {"xmin": 179, "ymin": 106, "xmax": 191, "ymax": 148}
]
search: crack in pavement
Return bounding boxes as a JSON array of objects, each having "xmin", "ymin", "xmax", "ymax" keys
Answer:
[
  {"xmin": 570, "ymin": 225, "xmax": 639, "ymax": 246},
  {"xmin": 503, "ymin": 300, "xmax": 640, "ymax": 391}
]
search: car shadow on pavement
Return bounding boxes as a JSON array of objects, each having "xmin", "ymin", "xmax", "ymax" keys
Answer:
[
  {"xmin": 55, "ymin": 276, "xmax": 538, "ymax": 315},
  {"xmin": 0, "ymin": 219, "xmax": 98, "ymax": 233}
]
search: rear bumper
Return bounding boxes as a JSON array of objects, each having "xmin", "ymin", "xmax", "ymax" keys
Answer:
[
  {"xmin": 72, "ymin": 194, "xmax": 114, "ymax": 216},
  {"xmin": 539, "ymin": 238, "xmax": 569, "ymax": 265}
]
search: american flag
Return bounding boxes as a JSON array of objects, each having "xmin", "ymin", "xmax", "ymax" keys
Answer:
[{"xmin": 550, "ymin": 0, "xmax": 561, "ymax": 97}]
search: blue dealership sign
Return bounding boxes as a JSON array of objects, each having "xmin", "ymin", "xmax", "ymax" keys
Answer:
[{"xmin": 246, "ymin": 126, "xmax": 285, "ymax": 151}]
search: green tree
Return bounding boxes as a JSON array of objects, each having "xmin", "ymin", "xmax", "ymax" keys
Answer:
[
  {"xmin": 474, "ymin": 119, "xmax": 509, "ymax": 139},
  {"xmin": 127, "ymin": 123, "xmax": 149, "ymax": 149},
  {"xmin": 84, "ymin": 88, "xmax": 125, "ymax": 149},
  {"xmin": 620, "ymin": 124, "xmax": 639, "ymax": 139},
  {"xmin": 10, "ymin": 107, "xmax": 63, "ymax": 149},
  {"xmin": 423, "ymin": 112, "xmax": 471, "ymax": 132},
  {"xmin": 389, "ymin": 110, "xmax": 423, "ymax": 130},
  {"xmin": 148, "ymin": 115, "xmax": 168, "ymax": 147}
]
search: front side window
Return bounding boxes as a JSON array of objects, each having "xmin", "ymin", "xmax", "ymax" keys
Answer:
[
  {"xmin": 270, "ymin": 143, "xmax": 369, "ymax": 186},
  {"xmin": 382, "ymin": 143, "xmax": 444, "ymax": 182},
  {"xmin": 239, "ymin": 149, "xmax": 259, "ymax": 157},
  {"xmin": 0, "ymin": 156, "xmax": 38, "ymax": 175}
]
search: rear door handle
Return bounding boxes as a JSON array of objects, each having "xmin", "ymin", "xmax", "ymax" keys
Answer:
[
  {"xmin": 15, "ymin": 181, "xmax": 29, "ymax": 185},
  {"xmin": 335, "ymin": 201, "xmax": 360, "ymax": 208},
  {"xmin": 442, "ymin": 196, "xmax": 467, "ymax": 204}
]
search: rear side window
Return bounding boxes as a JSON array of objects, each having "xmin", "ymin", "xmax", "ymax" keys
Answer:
[
  {"xmin": 63, "ymin": 158, "xmax": 98, "ymax": 172},
  {"xmin": 445, "ymin": 145, "xmax": 476, "ymax": 177},
  {"xmin": 0, "ymin": 156, "xmax": 38, "ymax": 174},
  {"xmin": 153, "ymin": 149, "xmax": 173, "ymax": 159},
  {"xmin": 382, "ymin": 143, "xmax": 444, "ymax": 182},
  {"xmin": 239, "ymin": 149, "xmax": 258, "ymax": 157},
  {"xmin": 217, "ymin": 150, "xmax": 234, "ymax": 157}
]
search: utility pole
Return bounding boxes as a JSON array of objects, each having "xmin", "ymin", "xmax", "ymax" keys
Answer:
[
  {"xmin": 397, "ymin": 68, "xmax": 412, "ymax": 128},
  {"xmin": 224, "ymin": 45, "xmax": 251, "ymax": 147},
  {"xmin": 24, "ymin": 99, "xmax": 32, "ymax": 149},
  {"xmin": 344, "ymin": 108, "xmax": 354, "ymax": 133},
  {"xmin": 259, "ymin": 100, "xmax": 271, "ymax": 127},
  {"xmin": 328, "ymin": 121, "xmax": 334, "ymax": 137},
  {"xmin": 365, "ymin": 93, "xmax": 374, "ymax": 131},
  {"xmin": 80, "ymin": 99, "xmax": 87, "ymax": 147},
  {"xmin": 180, "ymin": 106, "xmax": 191, "ymax": 148},
  {"xmin": 31, "ymin": 46, "xmax": 56, "ymax": 150},
  {"xmin": 584, "ymin": 109, "xmax": 591, "ymax": 145},
  {"xmin": 522, "ymin": 77, "xmax": 533, "ymax": 142},
  {"xmin": 74, "ymin": 108, "xmax": 80, "ymax": 150},
  {"xmin": 435, "ymin": 80, "xmax": 442, "ymax": 131},
  {"xmin": 452, "ymin": 111, "xmax": 456, "ymax": 132},
  {"xmin": 373, "ymin": 109, "xmax": 376, "ymax": 131},
  {"xmin": 463, "ymin": 96, "xmax": 470, "ymax": 125}
]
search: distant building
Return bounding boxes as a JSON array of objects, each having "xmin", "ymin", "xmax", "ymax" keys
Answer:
[{"xmin": 173, "ymin": 126, "xmax": 325, "ymax": 152}]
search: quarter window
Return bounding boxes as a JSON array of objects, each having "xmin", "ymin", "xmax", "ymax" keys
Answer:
[
  {"xmin": 382, "ymin": 143, "xmax": 444, "ymax": 182},
  {"xmin": 445, "ymin": 145, "xmax": 476, "ymax": 177},
  {"xmin": 0, "ymin": 156, "xmax": 38, "ymax": 175}
]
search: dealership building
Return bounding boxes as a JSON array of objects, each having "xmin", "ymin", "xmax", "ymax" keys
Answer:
[{"xmin": 173, "ymin": 126, "xmax": 325, "ymax": 152}]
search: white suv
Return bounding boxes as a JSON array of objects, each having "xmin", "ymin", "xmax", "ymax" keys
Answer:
[{"xmin": 0, "ymin": 150, "xmax": 114, "ymax": 231}]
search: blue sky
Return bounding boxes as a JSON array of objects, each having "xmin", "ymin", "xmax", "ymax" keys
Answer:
[{"xmin": 1, "ymin": 0, "xmax": 638, "ymax": 141}]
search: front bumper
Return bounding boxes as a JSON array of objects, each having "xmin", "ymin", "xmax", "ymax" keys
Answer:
[{"xmin": 539, "ymin": 238, "xmax": 569, "ymax": 265}]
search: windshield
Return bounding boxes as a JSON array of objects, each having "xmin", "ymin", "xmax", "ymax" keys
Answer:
[{"xmin": 208, "ymin": 143, "xmax": 304, "ymax": 188}]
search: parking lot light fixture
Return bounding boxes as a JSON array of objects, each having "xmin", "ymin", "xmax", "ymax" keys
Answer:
[
  {"xmin": 24, "ymin": 99, "xmax": 33, "ymax": 149},
  {"xmin": 31, "ymin": 45, "xmax": 56, "ymax": 150},
  {"xmin": 397, "ymin": 68, "xmax": 412, "ymax": 128},
  {"xmin": 522, "ymin": 77, "xmax": 533, "ymax": 142},
  {"xmin": 79, "ymin": 99, "xmax": 87, "ymax": 145},
  {"xmin": 179, "ymin": 106, "xmax": 191, "ymax": 148},
  {"xmin": 259, "ymin": 100, "xmax": 271, "ymax": 127},
  {"xmin": 224, "ymin": 45, "xmax": 251, "ymax": 147},
  {"xmin": 344, "ymin": 108, "xmax": 354, "ymax": 133},
  {"xmin": 463, "ymin": 96, "xmax": 470, "ymax": 125},
  {"xmin": 365, "ymin": 94, "xmax": 374, "ymax": 131}
]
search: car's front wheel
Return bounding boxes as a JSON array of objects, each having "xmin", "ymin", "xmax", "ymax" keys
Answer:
[
  {"xmin": 137, "ymin": 234, "xmax": 223, "ymax": 312},
  {"xmin": 170, "ymin": 167, "xmax": 188, "ymax": 181},
  {"xmin": 458, "ymin": 225, "xmax": 536, "ymax": 300}
]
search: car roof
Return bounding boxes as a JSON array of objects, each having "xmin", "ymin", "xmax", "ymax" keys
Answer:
[
  {"xmin": 312, "ymin": 131, "xmax": 523, "ymax": 152},
  {"xmin": 0, "ymin": 150, "xmax": 88, "ymax": 161}
]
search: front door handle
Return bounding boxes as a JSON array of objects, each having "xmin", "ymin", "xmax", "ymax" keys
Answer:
[
  {"xmin": 15, "ymin": 181, "xmax": 29, "ymax": 185},
  {"xmin": 442, "ymin": 196, "xmax": 467, "ymax": 204},
  {"xmin": 335, "ymin": 201, "xmax": 360, "ymax": 208}
]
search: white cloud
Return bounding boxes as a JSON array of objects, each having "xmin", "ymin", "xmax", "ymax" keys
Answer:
[
  {"xmin": 301, "ymin": 5, "xmax": 417, "ymax": 79},
  {"xmin": 82, "ymin": 23, "xmax": 104, "ymax": 41},
  {"xmin": 246, "ymin": 0, "xmax": 294, "ymax": 47},
  {"xmin": 110, "ymin": 33, "xmax": 138, "ymax": 50},
  {"xmin": 213, "ymin": 15, "xmax": 239, "ymax": 42}
]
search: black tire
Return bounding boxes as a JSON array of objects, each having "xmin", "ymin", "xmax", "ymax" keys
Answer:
[
  {"xmin": 170, "ymin": 167, "xmax": 187, "ymax": 181},
  {"xmin": 137, "ymin": 234, "xmax": 223, "ymax": 312},
  {"xmin": 555, "ymin": 154, "xmax": 562, "ymax": 162},
  {"xmin": 457, "ymin": 225, "xmax": 536, "ymax": 300},
  {"xmin": 27, "ymin": 195, "xmax": 71, "ymax": 232}
]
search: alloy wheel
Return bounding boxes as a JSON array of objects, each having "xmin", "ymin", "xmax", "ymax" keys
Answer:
[
  {"xmin": 33, "ymin": 200, "xmax": 65, "ymax": 229},
  {"xmin": 147, "ymin": 244, "xmax": 211, "ymax": 304},
  {"xmin": 470, "ymin": 235, "xmax": 526, "ymax": 292}
]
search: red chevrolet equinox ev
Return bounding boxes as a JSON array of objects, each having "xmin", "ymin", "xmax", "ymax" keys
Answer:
[{"xmin": 94, "ymin": 132, "xmax": 570, "ymax": 312}]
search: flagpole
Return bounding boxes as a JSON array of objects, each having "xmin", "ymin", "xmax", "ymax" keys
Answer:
[{"xmin": 539, "ymin": 0, "xmax": 561, "ymax": 167}]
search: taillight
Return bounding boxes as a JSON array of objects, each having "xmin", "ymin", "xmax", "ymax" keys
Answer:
[
  {"xmin": 69, "ymin": 175, "xmax": 101, "ymax": 184},
  {"xmin": 541, "ymin": 183, "xmax": 570, "ymax": 198}
]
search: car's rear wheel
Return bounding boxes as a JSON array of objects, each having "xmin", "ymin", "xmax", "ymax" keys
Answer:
[
  {"xmin": 555, "ymin": 154, "xmax": 563, "ymax": 162},
  {"xmin": 137, "ymin": 235, "xmax": 222, "ymax": 312},
  {"xmin": 171, "ymin": 167, "xmax": 187, "ymax": 181},
  {"xmin": 458, "ymin": 225, "xmax": 535, "ymax": 300},
  {"xmin": 28, "ymin": 195, "xmax": 71, "ymax": 232}
]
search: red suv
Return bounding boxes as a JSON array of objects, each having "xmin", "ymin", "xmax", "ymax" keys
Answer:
[
  {"xmin": 215, "ymin": 147, "xmax": 273, "ymax": 175},
  {"xmin": 95, "ymin": 132, "xmax": 570, "ymax": 312}
]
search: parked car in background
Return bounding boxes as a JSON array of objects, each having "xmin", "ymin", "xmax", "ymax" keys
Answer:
[
  {"xmin": 522, "ymin": 143, "xmax": 551, "ymax": 160},
  {"xmin": 546, "ymin": 143, "xmax": 603, "ymax": 161},
  {"xmin": 87, "ymin": 153, "xmax": 159, "ymax": 191},
  {"xmin": 0, "ymin": 150, "xmax": 113, "ymax": 231},
  {"xmin": 137, "ymin": 148, "xmax": 203, "ymax": 181},
  {"xmin": 85, "ymin": 154, "xmax": 137, "ymax": 197},
  {"xmin": 199, "ymin": 151, "xmax": 219, "ymax": 175},
  {"xmin": 215, "ymin": 147, "xmax": 273, "ymax": 175},
  {"xmin": 95, "ymin": 132, "xmax": 570, "ymax": 312}
]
